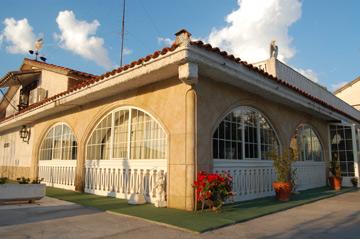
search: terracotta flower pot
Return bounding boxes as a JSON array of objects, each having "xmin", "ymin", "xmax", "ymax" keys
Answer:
[
  {"xmin": 272, "ymin": 181, "xmax": 292, "ymax": 201},
  {"xmin": 329, "ymin": 176, "xmax": 342, "ymax": 191}
]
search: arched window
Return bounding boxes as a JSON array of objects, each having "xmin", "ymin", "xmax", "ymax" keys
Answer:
[
  {"xmin": 290, "ymin": 124, "xmax": 323, "ymax": 161},
  {"xmin": 39, "ymin": 123, "xmax": 77, "ymax": 160},
  {"xmin": 213, "ymin": 107, "xmax": 279, "ymax": 160},
  {"xmin": 86, "ymin": 107, "xmax": 167, "ymax": 160}
]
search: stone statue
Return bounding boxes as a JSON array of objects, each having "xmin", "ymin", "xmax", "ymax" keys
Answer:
[
  {"xmin": 154, "ymin": 171, "xmax": 167, "ymax": 207},
  {"xmin": 270, "ymin": 40, "xmax": 278, "ymax": 59}
]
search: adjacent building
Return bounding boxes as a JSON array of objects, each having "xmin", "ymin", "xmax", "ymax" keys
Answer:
[{"xmin": 0, "ymin": 29, "xmax": 359, "ymax": 211}]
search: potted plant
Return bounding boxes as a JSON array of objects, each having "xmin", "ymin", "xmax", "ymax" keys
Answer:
[
  {"xmin": 193, "ymin": 171, "xmax": 233, "ymax": 211},
  {"xmin": 269, "ymin": 149, "xmax": 296, "ymax": 201},
  {"xmin": 329, "ymin": 154, "xmax": 342, "ymax": 191},
  {"xmin": 350, "ymin": 177, "xmax": 358, "ymax": 188},
  {"xmin": 0, "ymin": 177, "xmax": 45, "ymax": 203}
]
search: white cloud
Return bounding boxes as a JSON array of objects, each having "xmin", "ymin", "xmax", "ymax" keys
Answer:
[
  {"xmin": 296, "ymin": 68, "xmax": 319, "ymax": 83},
  {"xmin": 123, "ymin": 47, "xmax": 132, "ymax": 56},
  {"xmin": 208, "ymin": 0, "xmax": 301, "ymax": 63},
  {"xmin": 54, "ymin": 10, "xmax": 112, "ymax": 69},
  {"xmin": 0, "ymin": 18, "xmax": 36, "ymax": 54},
  {"xmin": 157, "ymin": 37, "xmax": 172, "ymax": 47},
  {"xmin": 207, "ymin": 0, "xmax": 323, "ymax": 84},
  {"xmin": 331, "ymin": 81, "xmax": 348, "ymax": 92}
]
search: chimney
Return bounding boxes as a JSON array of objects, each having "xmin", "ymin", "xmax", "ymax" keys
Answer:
[{"xmin": 174, "ymin": 29, "xmax": 192, "ymax": 46}]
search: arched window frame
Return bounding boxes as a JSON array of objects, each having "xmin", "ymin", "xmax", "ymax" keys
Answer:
[
  {"xmin": 39, "ymin": 123, "xmax": 78, "ymax": 161},
  {"xmin": 86, "ymin": 106, "xmax": 168, "ymax": 160},
  {"xmin": 212, "ymin": 106, "xmax": 280, "ymax": 161},
  {"xmin": 292, "ymin": 124, "xmax": 324, "ymax": 162}
]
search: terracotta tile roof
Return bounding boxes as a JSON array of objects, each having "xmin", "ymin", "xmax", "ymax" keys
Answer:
[
  {"xmin": 23, "ymin": 58, "xmax": 96, "ymax": 79},
  {"xmin": 0, "ymin": 36, "xmax": 358, "ymax": 124},
  {"xmin": 0, "ymin": 43, "xmax": 180, "ymax": 123},
  {"xmin": 190, "ymin": 40, "xmax": 359, "ymax": 122}
]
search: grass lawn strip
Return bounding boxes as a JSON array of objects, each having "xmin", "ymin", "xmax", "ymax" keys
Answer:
[{"xmin": 46, "ymin": 187, "xmax": 354, "ymax": 233}]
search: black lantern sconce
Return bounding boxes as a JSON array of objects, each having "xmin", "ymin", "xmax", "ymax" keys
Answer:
[{"xmin": 19, "ymin": 125, "xmax": 31, "ymax": 143}]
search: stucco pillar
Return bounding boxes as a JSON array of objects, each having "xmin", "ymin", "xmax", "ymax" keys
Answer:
[
  {"xmin": 179, "ymin": 62, "xmax": 198, "ymax": 210},
  {"xmin": 74, "ymin": 143, "xmax": 85, "ymax": 191}
]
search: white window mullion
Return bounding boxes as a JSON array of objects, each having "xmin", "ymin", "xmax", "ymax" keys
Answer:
[
  {"xmin": 241, "ymin": 117, "xmax": 245, "ymax": 160},
  {"xmin": 127, "ymin": 109, "xmax": 132, "ymax": 160},
  {"xmin": 110, "ymin": 111, "xmax": 115, "ymax": 160},
  {"xmin": 51, "ymin": 127, "xmax": 55, "ymax": 160},
  {"xmin": 257, "ymin": 116, "xmax": 261, "ymax": 160},
  {"xmin": 60, "ymin": 124, "xmax": 64, "ymax": 160}
]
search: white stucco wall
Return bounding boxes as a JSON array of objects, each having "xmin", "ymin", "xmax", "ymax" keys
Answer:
[{"xmin": 0, "ymin": 127, "xmax": 34, "ymax": 168}]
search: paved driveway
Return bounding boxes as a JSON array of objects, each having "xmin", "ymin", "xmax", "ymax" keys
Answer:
[{"xmin": 0, "ymin": 190, "xmax": 359, "ymax": 239}]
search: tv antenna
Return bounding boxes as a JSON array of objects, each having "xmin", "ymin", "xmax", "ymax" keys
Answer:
[
  {"xmin": 120, "ymin": 0, "xmax": 126, "ymax": 67},
  {"xmin": 29, "ymin": 38, "xmax": 47, "ymax": 62}
]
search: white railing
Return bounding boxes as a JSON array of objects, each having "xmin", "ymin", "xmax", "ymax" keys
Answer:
[
  {"xmin": 214, "ymin": 160, "xmax": 326, "ymax": 202},
  {"xmin": 38, "ymin": 160, "xmax": 77, "ymax": 190},
  {"xmin": 293, "ymin": 161, "xmax": 327, "ymax": 191},
  {"xmin": 84, "ymin": 159, "xmax": 167, "ymax": 203}
]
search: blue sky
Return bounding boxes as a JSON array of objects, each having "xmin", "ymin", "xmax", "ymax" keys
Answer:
[{"xmin": 0, "ymin": 0, "xmax": 359, "ymax": 91}]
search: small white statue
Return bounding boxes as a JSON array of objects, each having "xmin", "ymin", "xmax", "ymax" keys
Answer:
[
  {"xmin": 270, "ymin": 40, "xmax": 278, "ymax": 59},
  {"xmin": 154, "ymin": 171, "xmax": 167, "ymax": 207}
]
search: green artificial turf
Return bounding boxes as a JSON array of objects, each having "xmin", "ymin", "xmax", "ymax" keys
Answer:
[{"xmin": 46, "ymin": 186, "xmax": 354, "ymax": 233}]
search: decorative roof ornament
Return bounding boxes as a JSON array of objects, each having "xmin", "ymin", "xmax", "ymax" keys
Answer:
[
  {"xmin": 29, "ymin": 38, "xmax": 47, "ymax": 62},
  {"xmin": 270, "ymin": 40, "xmax": 278, "ymax": 59}
]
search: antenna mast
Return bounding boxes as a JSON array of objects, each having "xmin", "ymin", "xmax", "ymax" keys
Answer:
[{"xmin": 120, "ymin": 0, "xmax": 126, "ymax": 67}]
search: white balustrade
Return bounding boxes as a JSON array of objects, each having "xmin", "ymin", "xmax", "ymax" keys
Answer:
[
  {"xmin": 214, "ymin": 160, "xmax": 326, "ymax": 202},
  {"xmin": 38, "ymin": 160, "xmax": 77, "ymax": 190},
  {"xmin": 84, "ymin": 159, "xmax": 167, "ymax": 203}
]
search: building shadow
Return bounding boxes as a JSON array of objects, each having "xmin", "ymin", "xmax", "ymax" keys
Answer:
[
  {"xmin": 258, "ymin": 210, "xmax": 360, "ymax": 239},
  {"xmin": 0, "ymin": 203, "xmax": 100, "ymax": 227}
]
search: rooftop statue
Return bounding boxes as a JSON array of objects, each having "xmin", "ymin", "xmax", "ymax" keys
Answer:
[{"xmin": 270, "ymin": 40, "xmax": 278, "ymax": 59}]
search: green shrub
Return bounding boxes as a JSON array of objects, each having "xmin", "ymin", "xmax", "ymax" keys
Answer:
[{"xmin": 0, "ymin": 177, "xmax": 8, "ymax": 184}]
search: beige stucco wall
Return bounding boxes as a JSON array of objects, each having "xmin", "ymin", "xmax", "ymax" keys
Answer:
[
  {"xmin": 335, "ymin": 82, "xmax": 360, "ymax": 110},
  {"xmin": 30, "ymin": 77, "xmax": 193, "ymax": 210},
  {"xmin": 5, "ymin": 88, "xmax": 20, "ymax": 118},
  {"xmin": 39, "ymin": 70, "xmax": 69, "ymax": 98},
  {"xmin": 1, "ymin": 72, "xmax": 335, "ymax": 210},
  {"xmin": 0, "ymin": 127, "xmax": 34, "ymax": 179},
  {"xmin": 196, "ymin": 77, "xmax": 331, "ymax": 172}
]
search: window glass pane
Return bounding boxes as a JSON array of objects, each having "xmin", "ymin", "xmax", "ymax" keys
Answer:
[
  {"xmin": 39, "ymin": 124, "xmax": 77, "ymax": 161},
  {"xmin": 329, "ymin": 125, "xmax": 355, "ymax": 176},
  {"xmin": 212, "ymin": 107, "xmax": 279, "ymax": 160},
  {"xmin": 291, "ymin": 125, "xmax": 323, "ymax": 162},
  {"xmin": 130, "ymin": 109, "xmax": 166, "ymax": 159},
  {"xmin": 86, "ymin": 108, "xmax": 167, "ymax": 161},
  {"xmin": 87, "ymin": 114, "xmax": 112, "ymax": 160}
]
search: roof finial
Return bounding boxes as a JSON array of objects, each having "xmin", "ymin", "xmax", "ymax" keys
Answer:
[
  {"xmin": 270, "ymin": 40, "xmax": 278, "ymax": 59},
  {"xmin": 29, "ymin": 38, "xmax": 47, "ymax": 62},
  {"xmin": 175, "ymin": 29, "xmax": 191, "ymax": 46}
]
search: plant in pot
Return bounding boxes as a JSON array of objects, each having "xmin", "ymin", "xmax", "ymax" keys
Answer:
[
  {"xmin": 193, "ymin": 171, "xmax": 233, "ymax": 211},
  {"xmin": 329, "ymin": 154, "xmax": 342, "ymax": 191},
  {"xmin": 269, "ymin": 149, "xmax": 296, "ymax": 201},
  {"xmin": 350, "ymin": 177, "xmax": 358, "ymax": 188}
]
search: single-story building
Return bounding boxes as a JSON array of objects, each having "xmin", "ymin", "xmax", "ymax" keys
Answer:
[{"xmin": 0, "ymin": 29, "xmax": 359, "ymax": 210}]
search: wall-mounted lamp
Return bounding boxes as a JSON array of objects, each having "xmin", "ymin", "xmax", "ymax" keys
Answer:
[{"xmin": 19, "ymin": 125, "xmax": 31, "ymax": 143}]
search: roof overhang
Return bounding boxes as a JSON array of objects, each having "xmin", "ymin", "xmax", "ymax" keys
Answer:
[
  {"xmin": 0, "ymin": 44, "xmax": 358, "ymax": 132},
  {"xmin": 0, "ymin": 70, "xmax": 41, "ymax": 87}
]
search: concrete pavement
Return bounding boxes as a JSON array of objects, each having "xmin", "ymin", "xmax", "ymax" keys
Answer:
[{"xmin": 0, "ymin": 190, "xmax": 359, "ymax": 239}]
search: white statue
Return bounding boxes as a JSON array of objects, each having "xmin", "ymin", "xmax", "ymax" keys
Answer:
[
  {"xmin": 154, "ymin": 171, "xmax": 167, "ymax": 207},
  {"xmin": 270, "ymin": 40, "xmax": 278, "ymax": 59}
]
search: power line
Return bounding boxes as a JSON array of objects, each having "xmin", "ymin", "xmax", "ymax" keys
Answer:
[{"xmin": 136, "ymin": 0, "xmax": 163, "ymax": 37}]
